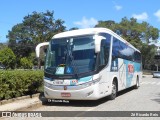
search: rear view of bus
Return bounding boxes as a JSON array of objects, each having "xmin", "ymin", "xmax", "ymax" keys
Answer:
[{"xmin": 36, "ymin": 28, "xmax": 142, "ymax": 100}]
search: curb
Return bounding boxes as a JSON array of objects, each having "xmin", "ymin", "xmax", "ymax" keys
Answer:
[
  {"xmin": 0, "ymin": 93, "xmax": 40, "ymax": 106},
  {"xmin": 17, "ymin": 99, "xmax": 42, "ymax": 111}
]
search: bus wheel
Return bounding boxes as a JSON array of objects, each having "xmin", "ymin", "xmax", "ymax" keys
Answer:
[
  {"xmin": 134, "ymin": 76, "xmax": 139, "ymax": 89},
  {"xmin": 109, "ymin": 80, "xmax": 117, "ymax": 100}
]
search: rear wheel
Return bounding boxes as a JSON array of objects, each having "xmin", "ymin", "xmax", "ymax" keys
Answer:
[{"xmin": 108, "ymin": 80, "xmax": 117, "ymax": 100}]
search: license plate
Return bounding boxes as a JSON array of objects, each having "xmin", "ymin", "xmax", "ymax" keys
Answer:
[
  {"xmin": 53, "ymin": 80, "xmax": 70, "ymax": 85},
  {"xmin": 61, "ymin": 93, "xmax": 71, "ymax": 97}
]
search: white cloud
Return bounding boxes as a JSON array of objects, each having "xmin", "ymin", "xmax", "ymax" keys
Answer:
[
  {"xmin": 154, "ymin": 9, "xmax": 160, "ymax": 21},
  {"xmin": 115, "ymin": 5, "xmax": 122, "ymax": 11},
  {"xmin": 132, "ymin": 12, "xmax": 148, "ymax": 20},
  {"xmin": 112, "ymin": 1, "xmax": 122, "ymax": 11},
  {"xmin": 74, "ymin": 17, "xmax": 98, "ymax": 28}
]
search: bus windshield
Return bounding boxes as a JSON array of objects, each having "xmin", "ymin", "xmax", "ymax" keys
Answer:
[{"xmin": 45, "ymin": 35, "xmax": 97, "ymax": 76}]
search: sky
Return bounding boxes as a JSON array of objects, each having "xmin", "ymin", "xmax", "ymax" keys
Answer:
[{"xmin": 0, "ymin": 0, "xmax": 160, "ymax": 43}]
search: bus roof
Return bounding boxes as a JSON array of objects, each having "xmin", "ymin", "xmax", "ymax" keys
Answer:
[{"xmin": 52, "ymin": 28, "xmax": 140, "ymax": 52}]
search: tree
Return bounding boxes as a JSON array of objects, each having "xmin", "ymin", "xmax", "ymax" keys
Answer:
[
  {"xmin": 95, "ymin": 20, "xmax": 117, "ymax": 31},
  {"xmin": 7, "ymin": 10, "xmax": 66, "ymax": 67},
  {"xmin": 140, "ymin": 22, "xmax": 159, "ymax": 43},
  {"xmin": 7, "ymin": 23, "xmax": 33, "ymax": 58},
  {"xmin": 141, "ymin": 44, "xmax": 156, "ymax": 69},
  {"xmin": 0, "ymin": 47, "xmax": 16, "ymax": 69}
]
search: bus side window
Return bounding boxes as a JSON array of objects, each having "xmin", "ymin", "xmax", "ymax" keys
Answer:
[
  {"xmin": 134, "ymin": 51, "xmax": 141, "ymax": 63},
  {"xmin": 100, "ymin": 40, "xmax": 106, "ymax": 66},
  {"xmin": 100, "ymin": 39, "xmax": 110, "ymax": 61},
  {"xmin": 98, "ymin": 33, "xmax": 111, "ymax": 70},
  {"xmin": 112, "ymin": 38, "xmax": 120, "ymax": 60}
]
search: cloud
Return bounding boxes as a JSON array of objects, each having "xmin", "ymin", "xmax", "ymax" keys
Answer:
[
  {"xmin": 112, "ymin": 1, "xmax": 122, "ymax": 11},
  {"xmin": 154, "ymin": 9, "xmax": 160, "ymax": 21},
  {"xmin": 74, "ymin": 17, "xmax": 98, "ymax": 28},
  {"xmin": 114, "ymin": 5, "xmax": 122, "ymax": 11},
  {"xmin": 132, "ymin": 12, "xmax": 148, "ymax": 20}
]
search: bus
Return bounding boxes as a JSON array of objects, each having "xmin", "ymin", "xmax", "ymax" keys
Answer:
[{"xmin": 36, "ymin": 28, "xmax": 142, "ymax": 100}]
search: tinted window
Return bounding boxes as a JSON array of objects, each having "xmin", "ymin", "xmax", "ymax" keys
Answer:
[
  {"xmin": 99, "ymin": 33, "xmax": 111, "ymax": 66},
  {"xmin": 112, "ymin": 37, "xmax": 141, "ymax": 62},
  {"xmin": 134, "ymin": 51, "xmax": 141, "ymax": 63},
  {"xmin": 112, "ymin": 37, "xmax": 120, "ymax": 59},
  {"xmin": 119, "ymin": 41, "xmax": 134, "ymax": 61}
]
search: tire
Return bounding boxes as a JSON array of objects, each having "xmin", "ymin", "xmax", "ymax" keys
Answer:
[
  {"xmin": 42, "ymin": 98, "xmax": 48, "ymax": 105},
  {"xmin": 134, "ymin": 76, "xmax": 139, "ymax": 89},
  {"xmin": 39, "ymin": 92, "xmax": 48, "ymax": 105},
  {"xmin": 108, "ymin": 80, "xmax": 117, "ymax": 100}
]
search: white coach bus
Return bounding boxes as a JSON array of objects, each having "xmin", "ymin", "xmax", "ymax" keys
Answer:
[{"xmin": 36, "ymin": 28, "xmax": 142, "ymax": 100}]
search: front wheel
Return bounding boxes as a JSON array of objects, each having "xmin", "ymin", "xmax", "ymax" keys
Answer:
[{"xmin": 108, "ymin": 80, "xmax": 117, "ymax": 100}]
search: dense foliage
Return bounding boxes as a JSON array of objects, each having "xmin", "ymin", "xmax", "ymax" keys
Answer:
[
  {"xmin": 20, "ymin": 57, "xmax": 33, "ymax": 69},
  {"xmin": 0, "ymin": 70, "xmax": 43, "ymax": 100},
  {"xmin": 0, "ymin": 47, "xmax": 16, "ymax": 69}
]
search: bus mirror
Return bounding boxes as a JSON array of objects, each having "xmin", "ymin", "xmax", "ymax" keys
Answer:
[
  {"xmin": 94, "ymin": 35, "xmax": 106, "ymax": 53},
  {"xmin": 36, "ymin": 42, "xmax": 49, "ymax": 58}
]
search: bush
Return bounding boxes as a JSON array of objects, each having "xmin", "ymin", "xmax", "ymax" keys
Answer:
[
  {"xmin": 0, "ymin": 70, "xmax": 43, "ymax": 100},
  {"xmin": 0, "ymin": 47, "xmax": 16, "ymax": 69},
  {"xmin": 20, "ymin": 57, "xmax": 33, "ymax": 69}
]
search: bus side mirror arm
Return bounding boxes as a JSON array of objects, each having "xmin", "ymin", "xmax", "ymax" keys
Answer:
[{"xmin": 35, "ymin": 42, "xmax": 49, "ymax": 58}]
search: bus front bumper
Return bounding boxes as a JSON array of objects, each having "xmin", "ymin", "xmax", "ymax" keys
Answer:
[{"xmin": 44, "ymin": 83, "xmax": 102, "ymax": 100}]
